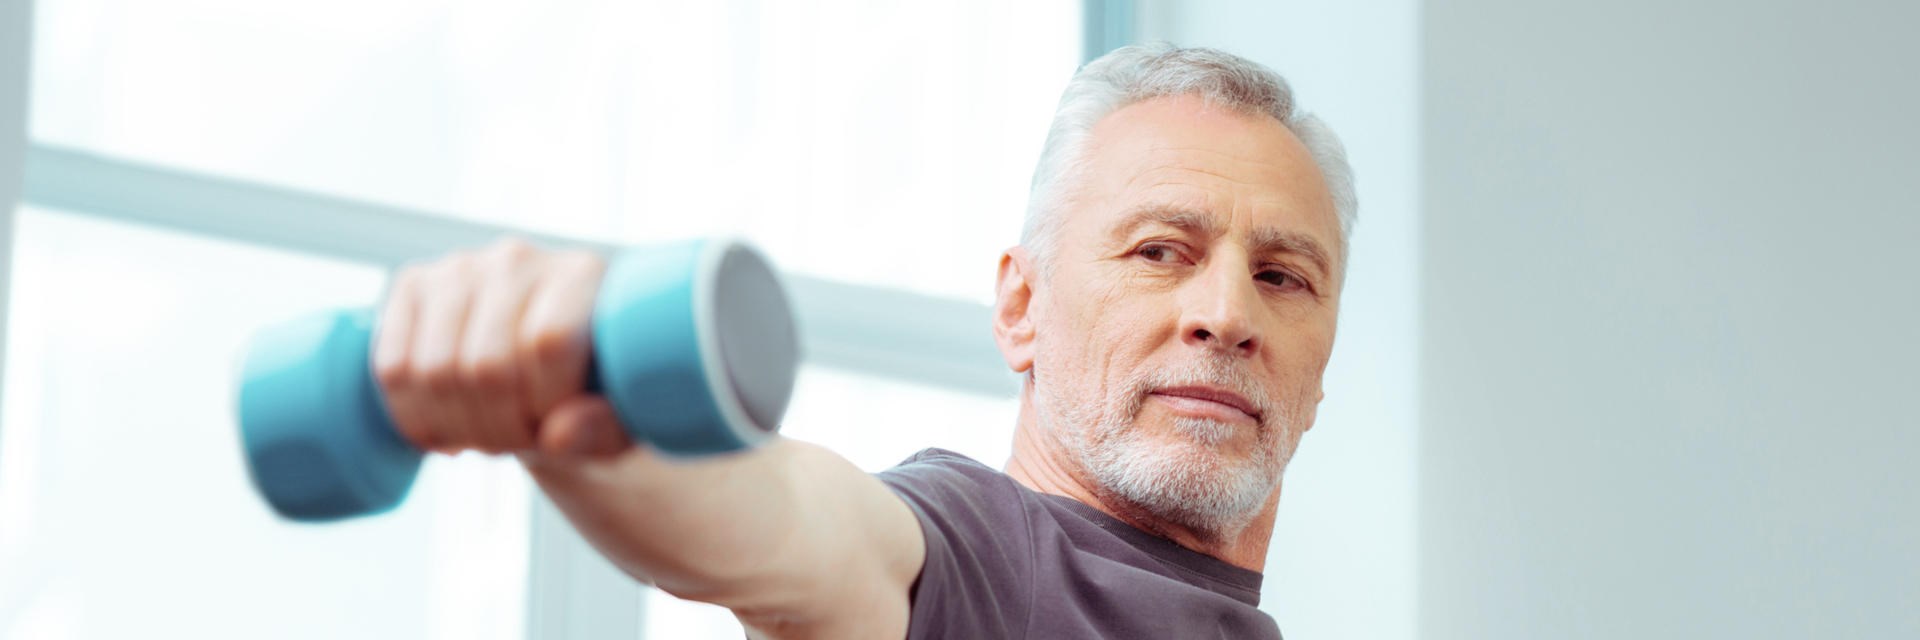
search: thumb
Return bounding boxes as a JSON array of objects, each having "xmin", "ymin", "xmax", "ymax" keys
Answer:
[{"xmin": 535, "ymin": 396, "xmax": 632, "ymax": 458}]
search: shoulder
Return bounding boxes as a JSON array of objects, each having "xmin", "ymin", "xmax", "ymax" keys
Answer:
[
  {"xmin": 874, "ymin": 448, "xmax": 1035, "ymax": 557},
  {"xmin": 874, "ymin": 449, "xmax": 1039, "ymax": 639}
]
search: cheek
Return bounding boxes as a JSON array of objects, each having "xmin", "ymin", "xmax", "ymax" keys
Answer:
[
  {"xmin": 1044, "ymin": 274, "xmax": 1136, "ymax": 346},
  {"xmin": 1035, "ymin": 286, "xmax": 1147, "ymax": 399},
  {"xmin": 1032, "ymin": 292, "xmax": 1100, "ymax": 374},
  {"xmin": 1083, "ymin": 293, "xmax": 1176, "ymax": 372},
  {"xmin": 1037, "ymin": 267, "xmax": 1189, "ymax": 388},
  {"xmin": 1262, "ymin": 319, "xmax": 1338, "ymax": 389}
]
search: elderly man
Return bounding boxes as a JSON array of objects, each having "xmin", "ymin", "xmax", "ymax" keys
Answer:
[{"xmin": 372, "ymin": 42, "xmax": 1354, "ymax": 638}]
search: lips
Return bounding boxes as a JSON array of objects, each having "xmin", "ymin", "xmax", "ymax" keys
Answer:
[{"xmin": 1149, "ymin": 385, "xmax": 1260, "ymax": 421}]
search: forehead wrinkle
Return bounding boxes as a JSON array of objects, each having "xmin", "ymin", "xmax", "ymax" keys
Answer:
[
  {"xmin": 1125, "ymin": 163, "xmax": 1279, "ymax": 194},
  {"xmin": 1156, "ymin": 146, "xmax": 1295, "ymax": 175}
]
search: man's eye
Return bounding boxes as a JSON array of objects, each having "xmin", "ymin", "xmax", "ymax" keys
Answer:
[
  {"xmin": 1258, "ymin": 270, "xmax": 1299, "ymax": 289},
  {"xmin": 1136, "ymin": 244, "xmax": 1180, "ymax": 263}
]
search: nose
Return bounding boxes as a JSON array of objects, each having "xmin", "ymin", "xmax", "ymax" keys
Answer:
[{"xmin": 1178, "ymin": 259, "xmax": 1260, "ymax": 357}]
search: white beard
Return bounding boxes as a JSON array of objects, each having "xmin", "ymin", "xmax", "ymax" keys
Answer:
[{"xmin": 1036, "ymin": 355, "xmax": 1306, "ymax": 538}]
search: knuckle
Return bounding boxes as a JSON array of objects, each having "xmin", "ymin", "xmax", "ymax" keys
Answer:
[
  {"xmin": 479, "ymin": 240, "xmax": 546, "ymax": 282},
  {"xmin": 459, "ymin": 354, "xmax": 518, "ymax": 391},
  {"xmin": 445, "ymin": 252, "xmax": 480, "ymax": 279}
]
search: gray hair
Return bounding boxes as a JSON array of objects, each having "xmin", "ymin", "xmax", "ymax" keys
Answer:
[{"xmin": 1020, "ymin": 42, "xmax": 1357, "ymax": 272}]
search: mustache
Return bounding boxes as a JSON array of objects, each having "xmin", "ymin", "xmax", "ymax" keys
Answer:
[{"xmin": 1120, "ymin": 355, "xmax": 1274, "ymax": 423}]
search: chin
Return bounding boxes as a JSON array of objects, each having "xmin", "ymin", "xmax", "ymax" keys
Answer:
[
  {"xmin": 1079, "ymin": 416, "xmax": 1287, "ymax": 536},
  {"xmin": 1033, "ymin": 362, "xmax": 1305, "ymax": 536}
]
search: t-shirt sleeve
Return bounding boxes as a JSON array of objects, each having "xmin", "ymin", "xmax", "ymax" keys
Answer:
[{"xmin": 875, "ymin": 449, "xmax": 1035, "ymax": 639}]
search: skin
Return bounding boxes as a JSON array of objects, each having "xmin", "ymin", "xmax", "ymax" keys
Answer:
[{"xmin": 370, "ymin": 92, "xmax": 1340, "ymax": 637}]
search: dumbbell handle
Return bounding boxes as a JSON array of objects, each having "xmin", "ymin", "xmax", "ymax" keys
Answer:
[{"xmin": 239, "ymin": 239, "xmax": 798, "ymax": 521}]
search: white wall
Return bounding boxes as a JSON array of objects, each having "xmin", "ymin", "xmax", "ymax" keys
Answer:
[
  {"xmin": 1420, "ymin": 0, "xmax": 1920, "ymax": 637},
  {"xmin": 1141, "ymin": 2, "xmax": 1422, "ymax": 639}
]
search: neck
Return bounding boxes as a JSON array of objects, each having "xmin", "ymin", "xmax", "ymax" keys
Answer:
[{"xmin": 1003, "ymin": 387, "xmax": 1279, "ymax": 572}]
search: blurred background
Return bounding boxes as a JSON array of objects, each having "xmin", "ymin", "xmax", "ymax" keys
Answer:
[{"xmin": 0, "ymin": 0, "xmax": 1912, "ymax": 638}]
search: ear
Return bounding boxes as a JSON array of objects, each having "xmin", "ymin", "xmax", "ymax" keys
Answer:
[{"xmin": 993, "ymin": 247, "xmax": 1038, "ymax": 374}]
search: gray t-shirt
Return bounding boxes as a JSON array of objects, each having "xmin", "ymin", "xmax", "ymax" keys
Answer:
[{"xmin": 876, "ymin": 448, "xmax": 1283, "ymax": 639}]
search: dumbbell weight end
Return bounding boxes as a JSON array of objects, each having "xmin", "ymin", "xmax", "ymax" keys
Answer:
[{"xmin": 238, "ymin": 309, "xmax": 421, "ymax": 522}]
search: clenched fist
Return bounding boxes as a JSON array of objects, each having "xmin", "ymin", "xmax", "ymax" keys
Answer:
[{"xmin": 372, "ymin": 237, "xmax": 629, "ymax": 458}]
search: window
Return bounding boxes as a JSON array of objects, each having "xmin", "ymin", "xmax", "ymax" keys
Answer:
[
  {"xmin": 6, "ymin": 1, "xmax": 1080, "ymax": 638},
  {"xmin": 30, "ymin": 0, "xmax": 1080, "ymax": 302}
]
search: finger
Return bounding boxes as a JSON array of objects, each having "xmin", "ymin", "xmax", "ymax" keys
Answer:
[
  {"xmin": 536, "ymin": 396, "xmax": 631, "ymax": 458},
  {"xmin": 459, "ymin": 245, "xmax": 543, "ymax": 453},
  {"xmin": 374, "ymin": 267, "xmax": 438, "ymax": 450},
  {"xmin": 518, "ymin": 252, "xmax": 606, "ymax": 420},
  {"xmin": 412, "ymin": 259, "xmax": 480, "ymax": 454}
]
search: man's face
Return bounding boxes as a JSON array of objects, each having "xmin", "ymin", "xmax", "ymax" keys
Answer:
[{"xmin": 1026, "ymin": 94, "xmax": 1343, "ymax": 535}]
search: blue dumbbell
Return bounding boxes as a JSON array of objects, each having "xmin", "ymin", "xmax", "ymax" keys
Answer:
[{"xmin": 236, "ymin": 238, "xmax": 800, "ymax": 522}]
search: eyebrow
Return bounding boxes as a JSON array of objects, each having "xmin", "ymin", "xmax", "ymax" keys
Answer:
[{"xmin": 1109, "ymin": 204, "xmax": 1334, "ymax": 278}]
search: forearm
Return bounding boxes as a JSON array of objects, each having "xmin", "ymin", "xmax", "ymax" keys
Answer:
[{"xmin": 520, "ymin": 437, "xmax": 921, "ymax": 626}]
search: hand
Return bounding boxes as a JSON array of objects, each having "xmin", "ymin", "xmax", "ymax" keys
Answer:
[{"xmin": 371, "ymin": 237, "xmax": 630, "ymax": 458}]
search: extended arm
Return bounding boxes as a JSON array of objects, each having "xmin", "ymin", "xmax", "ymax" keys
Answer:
[
  {"xmin": 523, "ymin": 435, "xmax": 922, "ymax": 638},
  {"xmin": 370, "ymin": 238, "xmax": 924, "ymax": 638}
]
